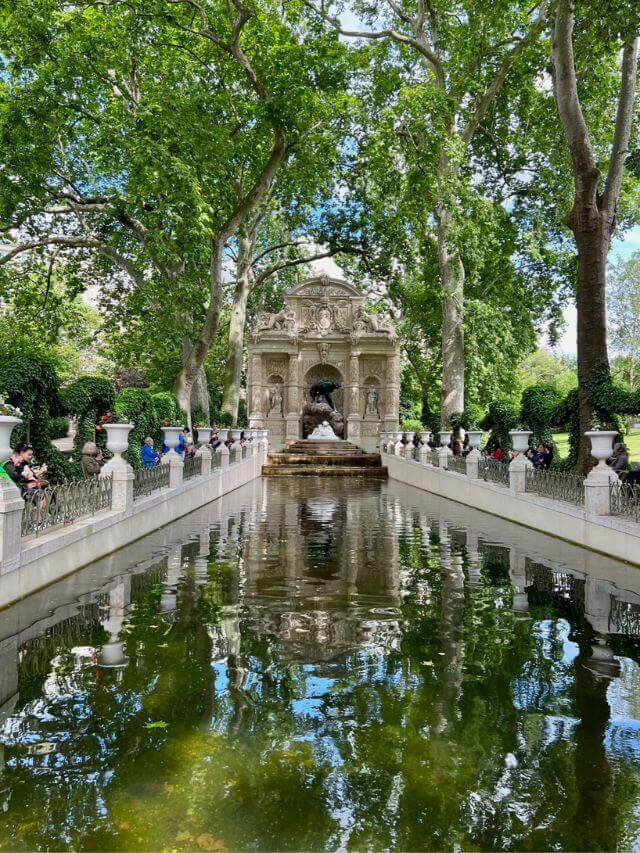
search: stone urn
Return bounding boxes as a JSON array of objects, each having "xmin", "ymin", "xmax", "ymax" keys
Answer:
[
  {"xmin": 161, "ymin": 425, "xmax": 184, "ymax": 456},
  {"xmin": 509, "ymin": 429, "xmax": 533, "ymax": 454},
  {"xmin": 585, "ymin": 430, "xmax": 618, "ymax": 468},
  {"xmin": 0, "ymin": 415, "xmax": 22, "ymax": 463},
  {"xmin": 439, "ymin": 430, "xmax": 451, "ymax": 447},
  {"xmin": 466, "ymin": 430, "xmax": 483, "ymax": 451},
  {"xmin": 420, "ymin": 430, "xmax": 432, "ymax": 446},
  {"xmin": 103, "ymin": 423, "xmax": 134, "ymax": 458},
  {"xmin": 404, "ymin": 431, "xmax": 415, "ymax": 444},
  {"xmin": 230, "ymin": 429, "xmax": 242, "ymax": 443},
  {"xmin": 217, "ymin": 428, "xmax": 229, "ymax": 443},
  {"xmin": 196, "ymin": 426, "xmax": 213, "ymax": 445}
]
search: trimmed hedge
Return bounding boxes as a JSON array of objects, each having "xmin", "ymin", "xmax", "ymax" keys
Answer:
[{"xmin": 0, "ymin": 352, "xmax": 72, "ymax": 482}]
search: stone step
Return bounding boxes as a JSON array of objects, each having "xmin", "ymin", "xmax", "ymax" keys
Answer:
[
  {"xmin": 262, "ymin": 465, "xmax": 389, "ymax": 478},
  {"xmin": 267, "ymin": 453, "xmax": 382, "ymax": 467}
]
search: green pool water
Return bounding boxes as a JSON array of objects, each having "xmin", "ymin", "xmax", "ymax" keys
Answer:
[{"xmin": 1, "ymin": 478, "xmax": 640, "ymax": 850}]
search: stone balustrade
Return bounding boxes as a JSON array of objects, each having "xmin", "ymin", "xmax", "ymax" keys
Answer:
[
  {"xmin": 0, "ymin": 422, "xmax": 267, "ymax": 603},
  {"xmin": 382, "ymin": 428, "xmax": 640, "ymax": 565}
]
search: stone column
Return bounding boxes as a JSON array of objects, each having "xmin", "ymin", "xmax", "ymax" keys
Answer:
[
  {"xmin": 347, "ymin": 351, "xmax": 361, "ymax": 442},
  {"xmin": 285, "ymin": 353, "xmax": 300, "ymax": 440},
  {"xmin": 196, "ymin": 441, "xmax": 212, "ymax": 476},
  {"xmin": 101, "ymin": 423, "xmax": 135, "ymax": 512},
  {"xmin": 161, "ymin": 427, "xmax": 184, "ymax": 490},
  {"xmin": 0, "ymin": 478, "xmax": 23, "ymax": 575},
  {"xmin": 384, "ymin": 352, "xmax": 400, "ymax": 425},
  {"xmin": 465, "ymin": 447, "xmax": 481, "ymax": 479},
  {"xmin": 509, "ymin": 453, "xmax": 531, "ymax": 493},
  {"xmin": 216, "ymin": 429, "xmax": 230, "ymax": 468},
  {"xmin": 509, "ymin": 549, "xmax": 528, "ymax": 612},
  {"xmin": 248, "ymin": 354, "xmax": 264, "ymax": 424}
]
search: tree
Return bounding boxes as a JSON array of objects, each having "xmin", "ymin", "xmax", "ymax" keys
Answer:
[
  {"xmin": 305, "ymin": 0, "xmax": 548, "ymax": 426},
  {"xmin": 517, "ymin": 349, "xmax": 577, "ymax": 397},
  {"xmin": 607, "ymin": 253, "xmax": 640, "ymax": 390},
  {"xmin": 0, "ymin": 0, "xmax": 348, "ymax": 424},
  {"xmin": 550, "ymin": 0, "xmax": 640, "ymax": 470}
]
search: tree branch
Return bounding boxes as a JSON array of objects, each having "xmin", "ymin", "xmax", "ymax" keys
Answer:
[
  {"xmin": 550, "ymin": 0, "xmax": 598, "ymax": 201},
  {"xmin": 603, "ymin": 30, "xmax": 640, "ymax": 214},
  {"xmin": 461, "ymin": 3, "xmax": 547, "ymax": 145}
]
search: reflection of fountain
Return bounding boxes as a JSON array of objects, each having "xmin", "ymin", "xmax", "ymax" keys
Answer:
[{"xmin": 305, "ymin": 497, "xmax": 339, "ymax": 524}]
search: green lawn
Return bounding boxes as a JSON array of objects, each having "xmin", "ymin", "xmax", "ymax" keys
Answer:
[{"xmin": 552, "ymin": 428, "xmax": 640, "ymax": 462}]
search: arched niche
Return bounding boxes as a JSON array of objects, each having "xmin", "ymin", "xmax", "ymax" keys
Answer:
[
  {"xmin": 303, "ymin": 363, "xmax": 344, "ymax": 413},
  {"xmin": 361, "ymin": 375, "xmax": 381, "ymax": 418},
  {"xmin": 266, "ymin": 373, "xmax": 285, "ymax": 416}
]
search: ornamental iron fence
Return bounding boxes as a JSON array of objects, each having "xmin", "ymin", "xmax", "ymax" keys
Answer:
[
  {"xmin": 133, "ymin": 463, "xmax": 170, "ymax": 499},
  {"xmin": 183, "ymin": 454, "xmax": 202, "ymax": 481},
  {"xmin": 525, "ymin": 467, "xmax": 584, "ymax": 506},
  {"xmin": 429, "ymin": 449, "xmax": 440, "ymax": 466},
  {"xmin": 21, "ymin": 475, "xmax": 113, "ymax": 539},
  {"xmin": 610, "ymin": 480, "xmax": 640, "ymax": 524},
  {"xmin": 479, "ymin": 457, "xmax": 510, "ymax": 486},
  {"xmin": 447, "ymin": 454, "xmax": 467, "ymax": 475}
]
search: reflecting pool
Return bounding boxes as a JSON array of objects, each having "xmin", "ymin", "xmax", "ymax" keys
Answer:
[{"xmin": 2, "ymin": 477, "xmax": 640, "ymax": 850}]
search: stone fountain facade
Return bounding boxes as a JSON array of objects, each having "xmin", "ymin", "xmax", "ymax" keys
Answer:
[{"xmin": 247, "ymin": 275, "xmax": 400, "ymax": 450}]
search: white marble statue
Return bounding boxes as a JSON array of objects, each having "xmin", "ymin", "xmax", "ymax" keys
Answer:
[
  {"xmin": 365, "ymin": 385, "xmax": 379, "ymax": 417},
  {"xmin": 308, "ymin": 420, "xmax": 340, "ymax": 441},
  {"xmin": 269, "ymin": 385, "xmax": 283, "ymax": 416}
]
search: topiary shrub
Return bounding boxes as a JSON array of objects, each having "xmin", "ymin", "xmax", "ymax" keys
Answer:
[
  {"xmin": 115, "ymin": 388, "xmax": 155, "ymax": 468},
  {"xmin": 49, "ymin": 416, "xmax": 70, "ymax": 440},
  {"xmin": 480, "ymin": 398, "xmax": 519, "ymax": 451},
  {"xmin": 0, "ymin": 351, "xmax": 73, "ymax": 482},
  {"xmin": 61, "ymin": 376, "xmax": 116, "ymax": 472},
  {"xmin": 520, "ymin": 385, "xmax": 564, "ymax": 447}
]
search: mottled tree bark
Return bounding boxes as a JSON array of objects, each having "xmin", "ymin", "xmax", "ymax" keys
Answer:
[
  {"xmin": 438, "ymin": 205, "xmax": 465, "ymax": 427},
  {"xmin": 222, "ymin": 232, "xmax": 254, "ymax": 425}
]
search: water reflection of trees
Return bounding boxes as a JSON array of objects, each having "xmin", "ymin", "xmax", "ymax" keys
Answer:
[{"xmin": 1, "ymin": 481, "xmax": 640, "ymax": 847}]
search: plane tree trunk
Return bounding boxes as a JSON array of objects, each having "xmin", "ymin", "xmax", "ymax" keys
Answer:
[
  {"xmin": 222, "ymin": 232, "xmax": 255, "ymax": 426},
  {"xmin": 551, "ymin": 0, "xmax": 639, "ymax": 471}
]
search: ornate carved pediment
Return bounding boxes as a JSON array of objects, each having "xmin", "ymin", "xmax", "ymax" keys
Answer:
[
  {"xmin": 287, "ymin": 275, "xmax": 361, "ymax": 299},
  {"xmin": 299, "ymin": 299, "xmax": 350, "ymax": 336}
]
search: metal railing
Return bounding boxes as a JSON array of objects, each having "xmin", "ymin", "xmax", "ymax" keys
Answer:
[
  {"xmin": 447, "ymin": 454, "xmax": 467, "ymax": 475},
  {"xmin": 133, "ymin": 463, "xmax": 170, "ymax": 499},
  {"xmin": 610, "ymin": 480, "xmax": 640, "ymax": 523},
  {"xmin": 183, "ymin": 454, "xmax": 202, "ymax": 480},
  {"xmin": 479, "ymin": 457, "xmax": 510, "ymax": 486},
  {"xmin": 525, "ymin": 467, "xmax": 584, "ymax": 506},
  {"xmin": 429, "ymin": 449, "xmax": 439, "ymax": 466},
  {"xmin": 21, "ymin": 475, "xmax": 113, "ymax": 538}
]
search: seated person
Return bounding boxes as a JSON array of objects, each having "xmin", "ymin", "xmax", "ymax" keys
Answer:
[
  {"xmin": 607, "ymin": 442, "xmax": 629, "ymax": 475},
  {"xmin": 625, "ymin": 463, "xmax": 640, "ymax": 486},
  {"xmin": 490, "ymin": 443, "xmax": 503, "ymax": 461},
  {"xmin": 532, "ymin": 442, "xmax": 551, "ymax": 470},
  {"xmin": 141, "ymin": 437, "xmax": 160, "ymax": 467},
  {"xmin": 2, "ymin": 444, "xmax": 48, "ymax": 495}
]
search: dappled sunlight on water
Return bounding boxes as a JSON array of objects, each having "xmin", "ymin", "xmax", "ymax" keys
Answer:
[{"xmin": 1, "ymin": 478, "xmax": 640, "ymax": 849}]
